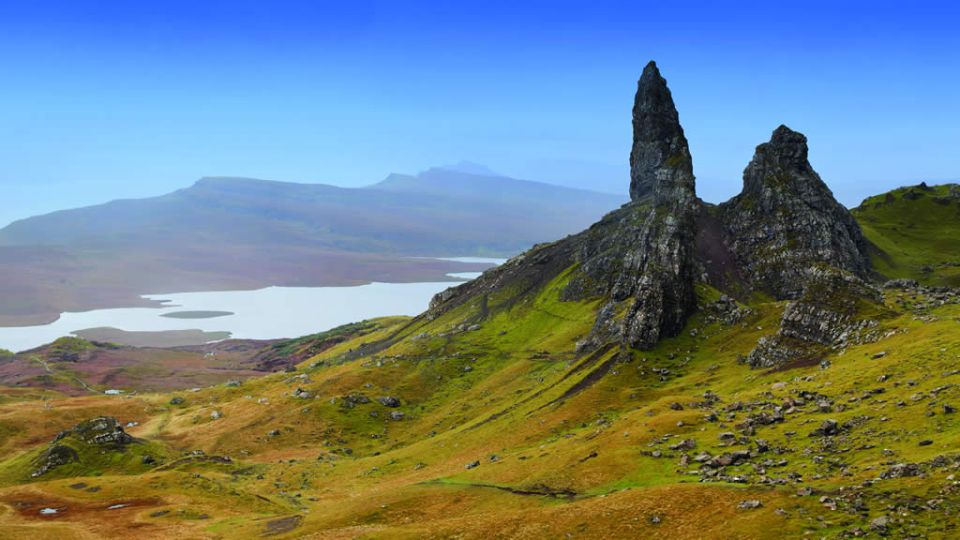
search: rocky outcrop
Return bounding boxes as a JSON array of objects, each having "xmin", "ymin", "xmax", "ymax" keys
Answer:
[
  {"xmin": 573, "ymin": 61, "xmax": 700, "ymax": 351},
  {"xmin": 629, "ymin": 61, "xmax": 697, "ymax": 207},
  {"xmin": 52, "ymin": 416, "xmax": 134, "ymax": 446},
  {"xmin": 720, "ymin": 126, "xmax": 870, "ymax": 298},
  {"xmin": 427, "ymin": 62, "xmax": 876, "ymax": 361},
  {"xmin": 722, "ymin": 127, "xmax": 878, "ymax": 369},
  {"xmin": 744, "ymin": 269, "xmax": 885, "ymax": 369},
  {"xmin": 428, "ymin": 63, "xmax": 701, "ymax": 352},
  {"xmin": 32, "ymin": 417, "xmax": 135, "ymax": 477}
]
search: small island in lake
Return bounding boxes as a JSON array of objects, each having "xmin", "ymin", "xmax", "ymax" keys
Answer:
[
  {"xmin": 73, "ymin": 327, "xmax": 232, "ymax": 347},
  {"xmin": 160, "ymin": 310, "xmax": 235, "ymax": 319}
]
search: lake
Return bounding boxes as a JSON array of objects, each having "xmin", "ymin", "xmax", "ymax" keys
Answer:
[{"xmin": 0, "ymin": 257, "xmax": 505, "ymax": 352}]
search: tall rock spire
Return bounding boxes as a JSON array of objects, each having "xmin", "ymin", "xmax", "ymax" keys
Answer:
[
  {"xmin": 629, "ymin": 61, "xmax": 696, "ymax": 204},
  {"xmin": 573, "ymin": 61, "xmax": 701, "ymax": 351},
  {"xmin": 428, "ymin": 64, "xmax": 873, "ymax": 363}
]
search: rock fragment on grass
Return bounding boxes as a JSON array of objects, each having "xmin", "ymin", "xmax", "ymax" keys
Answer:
[{"xmin": 378, "ymin": 396, "xmax": 401, "ymax": 407}]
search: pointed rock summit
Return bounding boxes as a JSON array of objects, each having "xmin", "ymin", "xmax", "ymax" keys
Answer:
[
  {"xmin": 565, "ymin": 61, "xmax": 701, "ymax": 351},
  {"xmin": 721, "ymin": 125, "xmax": 870, "ymax": 298},
  {"xmin": 629, "ymin": 61, "xmax": 696, "ymax": 205},
  {"xmin": 427, "ymin": 62, "xmax": 875, "ymax": 362}
]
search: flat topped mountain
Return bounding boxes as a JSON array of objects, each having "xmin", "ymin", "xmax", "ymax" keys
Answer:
[
  {"xmin": 0, "ymin": 169, "xmax": 623, "ymax": 326},
  {"xmin": 0, "ymin": 169, "xmax": 622, "ymax": 253}
]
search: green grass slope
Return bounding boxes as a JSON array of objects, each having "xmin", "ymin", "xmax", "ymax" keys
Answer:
[
  {"xmin": 854, "ymin": 182, "xmax": 960, "ymax": 286},
  {"xmin": 1, "ymin": 258, "xmax": 960, "ymax": 538},
  {"xmin": 1, "ymin": 185, "xmax": 960, "ymax": 538}
]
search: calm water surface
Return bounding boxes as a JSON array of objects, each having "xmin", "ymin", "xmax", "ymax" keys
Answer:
[{"xmin": 0, "ymin": 258, "xmax": 505, "ymax": 352}]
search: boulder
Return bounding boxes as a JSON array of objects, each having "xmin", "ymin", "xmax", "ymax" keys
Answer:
[{"xmin": 378, "ymin": 396, "xmax": 401, "ymax": 408}]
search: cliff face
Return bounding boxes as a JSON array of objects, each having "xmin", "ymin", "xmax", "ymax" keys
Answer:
[
  {"xmin": 428, "ymin": 62, "xmax": 875, "ymax": 362},
  {"xmin": 628, "ymin": 62, "xmax": 697, "ymax": 206},
  {"xmin": 720, "ymin": 125, "xmax": 871, "ymax": 298},
  {"xmin": 574, "ymin": 61, "xmax": 700, "ymax": 351}
]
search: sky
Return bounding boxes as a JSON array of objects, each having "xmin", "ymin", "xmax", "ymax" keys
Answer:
[{"xmin": 0, "ymin": 0, "xmax": 958, "ymax": 226}]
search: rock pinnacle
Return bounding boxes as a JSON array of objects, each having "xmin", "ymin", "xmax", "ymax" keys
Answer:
[{"xmin": 629, "ymin": 61, "xmax": 696, "ymax": 204}]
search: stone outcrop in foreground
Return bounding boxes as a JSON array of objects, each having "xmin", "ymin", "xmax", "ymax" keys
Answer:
[{"xmin": 32, "ymin": 417, "xmax": 136, "ymax": 477}]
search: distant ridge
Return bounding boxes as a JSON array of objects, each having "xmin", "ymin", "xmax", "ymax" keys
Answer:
[
  {"xmin": 437, "ymin": 160, "xmax": 502, "ymax": 176},
  {"xmin": 0, "ymin": 168, "xmax": 625, "ymax": 326}
]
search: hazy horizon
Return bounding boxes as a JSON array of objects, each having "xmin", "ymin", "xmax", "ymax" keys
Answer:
[
  {"xmin": 4, "ymin": 164, "xmax": 958, "ymax": 229},
  {"xmin": 1, "ymin": 0, "xmax": 958, "ymax": 226}
]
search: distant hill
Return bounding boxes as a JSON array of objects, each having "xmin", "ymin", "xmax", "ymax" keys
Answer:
[
  {"xmin": 0, "ymin": 168, "xmax": 625, "ymax": 326},
  {"xmin": 853, "ymin": 182, "xmax": 960, "ymax": 287}
]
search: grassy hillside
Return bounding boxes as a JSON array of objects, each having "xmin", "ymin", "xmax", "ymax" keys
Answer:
[
  {"xmin": 0, "ymin": 337, "xmax": 275, "ymax": 395},
  {"xmin": 854, "ymin": 182, "xmax": 960, "ymax": 286},
  {"xmin": 1, "ymin": 254, "xmax": 960, "ymax": 538}
]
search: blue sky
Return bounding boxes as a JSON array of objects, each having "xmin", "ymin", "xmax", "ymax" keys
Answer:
[{"xmin": 0, "ymin": 0, "xmax": 958, "ymax": 226}]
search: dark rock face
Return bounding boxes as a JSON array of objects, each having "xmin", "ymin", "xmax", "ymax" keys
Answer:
[
  {"xmin": 427, "ymin": 62, "xmax": 874, "ymax": 360},
  {"xmin": 744, "ymin": 268, "xmax": 884, "ymax": 369},
  {"xmin": 575, "ymin": 61, "xmax": 700, "ymax": 350},
  {"xmin": 579, "ymin": 204, "xmax": 699, "ymax": 350},
  {"xmin": 725, "ymin": 127, "xmax": 877, "ymax": 369},
  {"xmin": 629, "ymin": 61, "xmax": 696, "ymax": 206},
  {"xmin": 720, "ymin": 125, "xmax": 870, "ymax": 298}
]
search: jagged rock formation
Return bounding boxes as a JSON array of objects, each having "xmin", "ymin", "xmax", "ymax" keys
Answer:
[
  {"xmin": 427, "ymin": 61, "xmax": 876, "ymax": 364},
  {"xmin": 428, "ymin": 62, "xmax": 701, "ymax": 352},
  {"xmin": 744, "ymin": 268, "xmax": 885, "ymax": 369},
  {"xmin": 52, "ymin": 416, "xmax": 134, "ymax": 446},
  {"xmin": 629, "ymin": 61, "xmax": 697, "ymax": 206},
  {"xmin": 719, "ymin": 126, "xmax": 870, "ymax": 298},
  {"xmin": 575, "ymin": 61, "xmax": 700, "ymax": 350},
  {"xmin": 32, "ymin": 417, "xmax": 136, "ymax": 477}
]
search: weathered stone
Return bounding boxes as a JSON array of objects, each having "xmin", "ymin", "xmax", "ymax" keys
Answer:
[
  {"xmin": 869, "ymin": 515, "xmax": 890, "ymax": 532},
  {"xmin": 340, "ymin": 393, "xmax": 371, "ymax": 408},
  {"xmin": 629, "ymin": 61, "xmax": 696, "ymax": 206},
  {"xmin": 810, "ymin": 419, "xmax": 841, "ymax": 437},
  {"xmin": 426, "ymin": 63, "xmax": 875, "ymax": 363},
  {"xmin": 880, "ymin": 463, "xmax": 921, "ymax": 479},
  {"xmin": 33, "ymin": 417, "xmax": 135, "ymax": 477},
  {"xmin": 669, "ymin": 438, "xmax": 696, "ymax": 451},
  {"xmin": 378, "ymin": 396, "xmax": 401, "ymax": 408},
  {"xmin": 744, "ymin": 268, "xmax": 883, "ymax": 369},
  {"xmin": 720, "ymin": 125, "xmax": 870, "ymax": 299}
]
